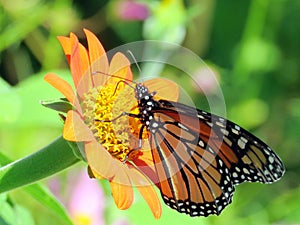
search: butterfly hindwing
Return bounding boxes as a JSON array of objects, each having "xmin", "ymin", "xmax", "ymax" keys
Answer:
[{"xmin": 148, "ymin": 111, "xmax": 235, "ymax": 216}]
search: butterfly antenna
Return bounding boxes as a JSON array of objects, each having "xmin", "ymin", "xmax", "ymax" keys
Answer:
[
  {"xmin": 92, "ymin": 71, "xmax": 136, "ymax": 97},
  {"xmin": 127, "ymin": 50, "xmax": 141, "ymax": 73},
  {"xmin": 92, "ymin": 70, "xmax": 137, "ymax": 84}
]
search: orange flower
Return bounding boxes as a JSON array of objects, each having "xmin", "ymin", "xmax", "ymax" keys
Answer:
[{"xmin": 44, "ymin": 29, "xmax": 179, "ymax": 219}]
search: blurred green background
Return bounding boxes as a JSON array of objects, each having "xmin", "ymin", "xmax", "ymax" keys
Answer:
[{"xmin": 1, "ymin": 0, "xmax": 300, "ymax": 224}]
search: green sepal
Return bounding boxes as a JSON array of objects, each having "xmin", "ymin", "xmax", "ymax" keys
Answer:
[
  {"xmin": 66, "ymin": 140, "xmax": 86, "ymax": 162},
  {"xmin": 40, "ymin": 98, "xmax": 73, "ymax": 113}
]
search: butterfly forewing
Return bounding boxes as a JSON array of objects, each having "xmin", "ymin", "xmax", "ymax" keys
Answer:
[
  {"xmin": 157, "ymin": 100, "xmax": 285, "ymax": 185},
  {"xmin": 216, "ymin": 119, "xmax": 285, "ymax": 184}
]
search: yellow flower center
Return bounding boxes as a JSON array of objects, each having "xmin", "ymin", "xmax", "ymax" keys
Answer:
[
  {"xmin": 82, "ymin": 83, "xmax": 146, "ymax": 161},
  {"xmin": 73, "ymin": 214, "xmax": 92, "ymax": 225}
]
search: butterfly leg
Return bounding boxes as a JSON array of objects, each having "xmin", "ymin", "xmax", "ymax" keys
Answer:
[
  {"xmin": 136, "ymin": 124, "xmax": 146, "ymax": 149},
  {"xmin": 94, "ymin": 111, "xmax": 141, "ymax": 123},
  {"xmin": 123, "ymin": 124, "xmax": 146, "ymax": 162},
  {"xmin": 94, "ymin": 111, "xmax": 144, "ymax": 162}
]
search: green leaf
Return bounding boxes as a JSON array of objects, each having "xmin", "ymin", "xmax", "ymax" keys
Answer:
[
  {"xmin": 229, "ymin": 98, "xmax": 269, "ymax": 129},
  {"xmin": 0, "ymin": 136, "xmax": 80, "ymax": 193},
  {"xmin": 0, "ymin": 193, "xmax": 35, "ymax": 225},
  {"xmin": 0, "ymin": 4, "xmax": 48, "ymax": 51},
  {"xmin": 15, "ymin": 205, "xmax": 35, "ymax": 225},
  {"xmin": 24, "ymin": 185, "xmax": 73, "ymax": 225},
  {"xmin": 0, "ymin": 194, "xmax": 16, "ymax": 225},
  {"xmin": 0, "ymin": 149, "xmax": 74, "ymax": 225},
  {"xmin": 0, "ymin": 70, "xmax": 72, "ymax": 128},
  {"xmin": 0, "ymin": 78, "xmax": 22, "ymax": 124}
]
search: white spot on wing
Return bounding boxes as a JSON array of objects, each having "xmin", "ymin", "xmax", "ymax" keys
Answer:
[
  {"xmin": 151, "ymin": 122, "xmax": 159, "ymax": 128},
  {"xmin": 199, "ymin": 140, "xmax": 205, "ymax": 147},
  {"xmin": 220, "ymin": 128, "xmax": 229, "ymax": 136},
  {"xmin": 231, "ymin": 128, "xmax": 239, "ymax": 135},
  {"xmin": 178, "ymin": 123, "xmax": 189, "ymax": 131},
  {"xmin": 238, "ymin": 138, "xmax": 246, "ymax": 149},
  {"xmin": 216, "ymin": 121, "xmax": 226, "ymax": 128}
]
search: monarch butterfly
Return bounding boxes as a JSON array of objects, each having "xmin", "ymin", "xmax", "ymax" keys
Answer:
[{"xmin": 126, "ymin": 81, "xmax": 285, "ymax": 217}]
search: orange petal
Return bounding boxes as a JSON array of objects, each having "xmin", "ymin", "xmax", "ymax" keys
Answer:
[
  {"xmin": 127, "ymin": 164, "xmax": 162, "ymax": 219},
  {"xmin": 136, "ymin": 148, "xmax": 154, "ymax": 167},
  {"xmin": 144, "ymin": 78, "xmax": 179, "ymax": 101},
  {"xmin": 57, "ymin": 36, "xmax": 71, "ymax": 63},
  {"xmin": 84, "ymin": 29, "xmax": 109, "ymax": 86},
  {"xmin": 69, "ymin": 33, "xmax": 93, "ymax": 97},
  {"xmin": 44, "ymin": 73, "xmax": 75, "ymax": 104},
  {"xmin": 136, "ymin": 186, "xmax": 161, "ymax": 219},
  {"xmin": 132, "ymin": 150, "xmax": 160, "ymax": 187},
  {"xmin": 107, "ymin": 52, "xmax": 133, "ymax": 86},
  {"xmin": 63, "ymin": 110, "xmax": 94, "ymax": 142},
  {"xmin": 85, "ymin": 139, "xmax": 118, "ymax": 180},
  {"xmin": 110, "ymin": 178, "xmax": 134, "ymax": 210}
]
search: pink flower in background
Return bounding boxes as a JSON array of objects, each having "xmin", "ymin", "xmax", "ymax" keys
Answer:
[
  {"xmin": 111, "ymin": 219, "xmax": 131, "ymax": 225},
  {"xmin": 192, "ymin": 66, "xmax": 220, "ymax": 94},
  {"xmin": 68, "ymin": 171, "xmax": 105, "ymax": 225},
  {"xmin": 49, "ymin": 170, "xmax": 132, "ymax": 225},
  {"xmin": 117, "ymin": 0, "xmax": 149, "ymax": 21}
]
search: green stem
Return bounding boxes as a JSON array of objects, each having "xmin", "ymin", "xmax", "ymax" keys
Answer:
[
  {"xmin": 0, "ymin": 136, "xmax": 81, "ymax": 193},
  {"xmin": 232, "ymin": 0, "xmax": 270, "ymax": 87}
]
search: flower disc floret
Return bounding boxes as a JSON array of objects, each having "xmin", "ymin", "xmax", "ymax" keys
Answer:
[{"xmin": 82, "ymin": 84, "xmax": 136, "ymax": 161}]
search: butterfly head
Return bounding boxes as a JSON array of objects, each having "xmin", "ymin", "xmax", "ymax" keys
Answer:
[{"xmin": 135, "ymin": 83, "xmax": 156, "ymax": 101}]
